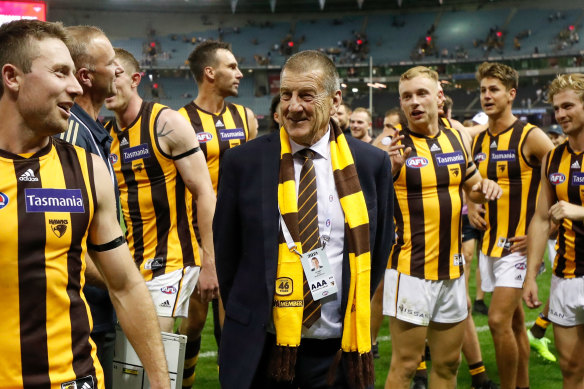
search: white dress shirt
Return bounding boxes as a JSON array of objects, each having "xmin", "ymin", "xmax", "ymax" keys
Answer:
[{"xmin": 289, "ymin": 128, "xmax": 345, "ymax": 339}]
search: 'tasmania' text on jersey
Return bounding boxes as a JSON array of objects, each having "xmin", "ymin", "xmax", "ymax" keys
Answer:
[
  {"xmin": 545, "ymin": 141, "xmax": 584, "ymax": 278},
  {"xmin": 178, "ymin": 101, "xmax": 250, "ymax": 192},
  {"xmin": 472, "ymin": 120, "xmax": 541, "ymax": 257},
  {"xmin": 0, "ymin": 138, "xmax": 103, "ymax": 389},
  {"xmin": 390, "ymin": 120, "xmax": 476, "ymax": 280},
  {"xmin": 107, "ymin": 101, "xmax": 201, "ymax": 281}
]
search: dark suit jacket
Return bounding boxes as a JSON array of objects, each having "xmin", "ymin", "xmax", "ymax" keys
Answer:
[{"xmin": 213, "ymin": 130, "xmax": 394, "ymax": 389}]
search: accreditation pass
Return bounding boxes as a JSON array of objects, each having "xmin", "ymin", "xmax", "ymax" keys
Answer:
[{"xmin": 300, "ymin": 247, "xmax": 338, "ymax": 300}]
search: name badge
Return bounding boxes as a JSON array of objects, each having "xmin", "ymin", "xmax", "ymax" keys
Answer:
[
  {"xmin": 300, "ymin": 247, "xmax": 338, "ymax": 301},
  {"xmin": 497, "ymin": 237, "xmax": 511, "ymax": 250}
]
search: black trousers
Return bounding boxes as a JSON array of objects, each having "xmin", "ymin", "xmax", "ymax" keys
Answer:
[{"xmin": 251, "ymin": 333, "xmax": 351, "ymax": 389}]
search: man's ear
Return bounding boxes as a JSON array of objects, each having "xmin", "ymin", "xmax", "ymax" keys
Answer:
[
  {"xmin": 131, "ymin": 72, "xmax": 142, "ymax": 88},
  {"xmin": 2, "ymin": 64, "xmax": 20, "ymax": 93},
  {"xmin": 204, "ymin": 66, "xmax": 215, "ymax": 82},
  {"xmin": 76, "ymin": 68, "xmax": 92, "ymax": 88},
  {"xmin": 330, "ymin": 90, "xmax": 342, "ymax": 116}
]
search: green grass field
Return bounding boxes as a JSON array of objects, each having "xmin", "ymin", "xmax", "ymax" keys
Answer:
[{"xmin": 190, "ymin": 254, "xmax": 563, "ymax": 388}]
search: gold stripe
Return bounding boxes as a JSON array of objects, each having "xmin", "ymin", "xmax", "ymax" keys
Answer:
[
  {"xmin": 469, "ymin": 366, "xmax": 486, "ymax": 375},
  {"xmin": 298, "ymin": 202, "xmax": 317, "ymax": 224},
  {"xmin": 298, "ymin": 175, "xmax": 316, "ymax": 198}
]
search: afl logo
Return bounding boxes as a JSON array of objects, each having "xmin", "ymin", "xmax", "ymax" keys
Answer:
[
  {"xmin": 109, "ymin": 154, "xmax": 118, "ymax": 164},
  {"xmin": 549, "ymin": 173, "xmax": 566, "ymax": 185},
  {"xmin": 161, "ymin": 286, "xmax": 177, "ymax": 295},
  {"xmin": 474, "ymin": 152, "xmax": 487, "ymax": 163},
  {"xmin": 197, "ymin": 132, "xmax": 213, "ymax": 143},
  {"xmin": 0, "ymin": 192, "xmax": 8, "ymax": 210},
  {"xmin": 406, "ymin": 156, "xmax": 429, "ymax": 168}
]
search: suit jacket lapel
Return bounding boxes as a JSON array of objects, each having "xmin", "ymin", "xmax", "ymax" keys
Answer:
[{"xmin": 262, "ymin": 132, "xmax": 281, "ymax": 307}]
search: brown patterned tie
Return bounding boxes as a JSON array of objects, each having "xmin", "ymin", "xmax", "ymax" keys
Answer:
[{"xmin": 297, "ymin": 149, "xmax": 322, "ymax": 328}]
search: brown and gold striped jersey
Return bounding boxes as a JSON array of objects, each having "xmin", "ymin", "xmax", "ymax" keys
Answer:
[
  {"xmin": 107, "ymin": 101, "xmax": 200, "ymax": 281},
  {"xmin": 390, "ymin": 120, "xmax": 476, "ymax": 280},
  {"xmin": 0, "ymin": 138, "xmax": 103, "ymax": 389},
  {"xmin": 545, "ymin": 142, "xmax": 584, "ymax": 278},
  {"xmin": 178, "ymin": 101, "xmax": 250, "ymax": 193},
  {"xmin": 472, "ymin": 120, "xmax": 541, "ymax": 257}
]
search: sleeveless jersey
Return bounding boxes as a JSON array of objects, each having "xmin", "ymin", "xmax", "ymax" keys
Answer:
[
  {"xmin": 107, "ymin": 101, "xmax": 200, "ymax": 281},
  {"xmin": 390, "ymin": 120, "xmax": 475, "ymax": 280},
  {"xmin": 0, "ymin": 138, "xmax": 102, "ymax": 389},
  {"xmin": 178, "ymin": 101, "xmax": 250, "ymax": 193},
  {"xmin": 472, "ymin": 120, "xmax": 541, "ymax": 257},
  {"xmin": 545, "ymin": 142, "xmax": 584, "ymax": 278}
]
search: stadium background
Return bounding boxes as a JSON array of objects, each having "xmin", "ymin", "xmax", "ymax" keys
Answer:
[{"xmin": 32, "ymin": 0, "xmax": 577, "ymax": 386}]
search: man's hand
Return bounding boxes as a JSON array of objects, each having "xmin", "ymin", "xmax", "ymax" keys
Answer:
[
  {"xmin": 467, "ymin": 202, "xmax": 487, "ymax": 230},
  {"xmin": 523, "ymin": 277, "xmax": 541, "ymax": 309},
  {"xmin": 196, "ymin": 256, "xmax": 219, "ymax": 304},
  {"xmin": 549, "ymin": 200, "xmax": 584, "ymax": 223},
  {"xmin": 509, "ymin": 235, "xmax": 527, "ymax": 255},
  {"xmin": 470, "ymin": 178, "xmax": 502, "ymax": 201},
  {"xmin": 385, "ymin": 135, "xmax": 412, "ymax": 177}
]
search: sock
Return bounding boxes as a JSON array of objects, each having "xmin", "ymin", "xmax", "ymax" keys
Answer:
[
  {"xmin": 469, "ymin": 361, "xmax": 488, "ymax": 387},
  {"xmin": 530, "ymin": 313, "xmax": 551, "ymax": 339},
  {"xmin": 182, "ymin": 337, "xmax": 201, "ymax": 389},
  {"xmin": 414, "ymin": 359, "xmax": 427, "ymax": 379}
]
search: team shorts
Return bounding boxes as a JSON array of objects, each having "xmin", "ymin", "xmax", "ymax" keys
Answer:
[
  {"xmin": 146, "ymin": 266, "xmax": 200, "ymax": 318},
  {"xmin": 549, "ymin": 275, "xmax": 584, "ymax": 326},
  {"xmin": 479, "ymin": 251, "xmax": 526, "ymax": 292},
  {"xmin": 382, "ymin": 269, "xmax": 467, "ymax": 326},
  {"xmin": 547, "ymin": 239, "xmax": 557, "ymax": 269},
  {"xmin": 462, "ymin": 214, "xmax": 480, "ymax": 242}
]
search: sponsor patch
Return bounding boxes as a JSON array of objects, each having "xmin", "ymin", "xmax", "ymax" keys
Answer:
[
  {"xmin": 490, "ymin": 150, "xmax": 516, "ymax": 162},
  {"xmin": 25, "ymin": 188, "xmax": 84, "ymax": 213},
  {"xmin": 273, "ymin": 299, "xmax": 303, "ymax": 308},
  {"xmin": 109, "ymin": 154, "xmax": 118, "ymax": 164},
  {"xmin": 159, "ymin": 300, "xmax": 171, "ymax": 308},
  {"xmin": 571, "ymin": 172, "xmax": 584, "ymax": 186},
  {"xmin": 122, "ymin": 143, "xmax": 150, "ymax": 163},
  {"xmin": 474, "ymin": 152, "xmax": 487, "ymax": 163},
  {"xmin": 0, "ymin": 192, "xmax": 8, "ymax": 210},
  {"xmin": 515, "ymin": 262, "xmax": 526, "ymax": 270},
  {"xmin": 453, "ymin": 254, "xmax": 464, "ymax": 266},
  {"xmin": 218, "ymin": 128, "xmax": 246, "ymax": 141},
  {"xmin": 497, "ymin": 237, "xmax": 511, "ymax": 250},
  {"xmin": 61, "ymin": 376, "xmax": 94, "ymax": 389},
  {"xmin": 549, "ymin": 172, "xmax": 566, "ymax": 185},
  {"xmin": 406, "ymin": 156, "xmax": 429, "ymax": 168},
  {"xmin": 275, "ymin": 277, "xmax": 293, "ymax": 296},
  {"xmin": 49, "ymin": 219, "xmax": 68, "ymax": 238},
  {"xmin": 144, "ymin": 257, "xmax": 164, "ymax": 270},
  {"xmin": 161, "ymin": 286, "xmax": 177, "ymax": 294},
  {"xmin": 435, "ymin": 151, "xmax": 465, "ymax": 167},
  {"xmin": 197, "ymin": 132, "xmax": 213, "ymax": 143},
  {"xmin": 19, "ymin": 168, "xmax": 39, "ymax": 182}
]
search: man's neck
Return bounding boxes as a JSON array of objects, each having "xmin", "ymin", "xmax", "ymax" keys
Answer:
[
  {"xmin": 568, "ymin": 128, "xmax": 584, "ymax": 153},
  {"xmin": 360, "ymin": 134, "xmax": 372, "ymax": 143},
  {"xmin": 194, "ymin": 85, "xmax": 226, "ymax": 114},
  {"xmin": 75, "ymin": 94, "xmax": 103, "ymax": 121},
  {"xmin": 409, "ymin": 120, "xmax": 440, "ymax": 137},
  {"xmin": 0, "ymin": 101, "xmax": 49, "ymax": 154},
  {"xmin": 487, "ymin": 108, "xmax": 516, "ymax": 135},
  {"xmin": 115, "ymin": 96, "xmax": 144, "ymax": 129}
]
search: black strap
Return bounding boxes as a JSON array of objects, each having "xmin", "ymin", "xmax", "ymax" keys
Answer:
[
  {"xmin": 171, "ymin": 146, "xmax": 201, "ymax": 160},
  {"xmin": 88, "ymin": 236, "xmax": 125, "ymax": 252}
]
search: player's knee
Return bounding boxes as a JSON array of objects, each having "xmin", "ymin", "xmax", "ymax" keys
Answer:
[
  {"xmin": 432, "ymin": 355, "xmax": 461, "ymax": 379},
  {"xmin": 559, "ymin": 356, "xmax": 584, "ymax": 380},
  {"xmin": 487, "ymin": 311, "xmax": 509, "ymax": 333}
]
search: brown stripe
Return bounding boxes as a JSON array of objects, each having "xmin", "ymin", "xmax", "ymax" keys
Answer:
[
  {"xmin": 346, "ymin": 223, "xmax": 370, "ymax": 257},
  {"xmin": 56, "ymin": 145, "xmax": 97, "ymax": 381},
  {"xmin": 333, "ymin": 164, "xmax": 361, "ymax": 199},
  {"xmin": 16, "ymin": 158, "xmax": 51, "ymax": 388},
  {"xmin": 279, "ymin": 154, "xmax": 295, "ymax": 184},
  {"xmin": 182, "ymin": 102, "xmax": 208, "ymax": 158},
  {"xmin": 281, "ymin": 211, "xmax": 300, "ymax": 242}
]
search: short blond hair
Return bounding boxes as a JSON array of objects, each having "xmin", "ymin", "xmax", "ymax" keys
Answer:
[
  {"xmin": 548, "ymin": 73, "xmax": 584, "ymax": 104},
  {"xmin": 400, "ymin": 66, "xmax": 439, "ymax": 84},
  {"xmin": 352, "ymin": 107, "xmax": 372, "ymax": 122}
]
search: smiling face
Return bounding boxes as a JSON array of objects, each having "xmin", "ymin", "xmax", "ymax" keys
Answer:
[
  {"xmin": 553, "ymin": 88, "xmax": 584, "ymax": 138},
  {"xmin": 399, "ymin": 75, "xmax": 442, "ymax": 133},
  {"xmin": 16, "ymin": 37, "xmax": 82, "ymax": 136},
  {"xmin": 480, "ymin": 76, "xmax": 516, "ymax": 119},
  {"xmin": 279, "ymin": 68, "xmax": 340, "ymax": 146},
  {"xmin": 213, "ymin": 48, "xmax": 242, "ymax": 98},
  {"xmin": 334, "ymin": 104, "xmax": 350, "ymax": 129},
  {"xmin": 350, "ymin": 110, "xmax": 371, "ymax": 140}
]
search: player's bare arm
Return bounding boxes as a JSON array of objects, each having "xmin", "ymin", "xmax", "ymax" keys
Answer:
[
  {"xmin": 524, "ymin": 155, "xmax": 554, "ymax": 309},
  {"xmin": 156, "ymin": 109, "xmax": 218, "ymax": 304},
  {"xmin": 87, "ymin": 155, "xmax": 170, "ymax": 389},
  {"xmin": 245, "ymin": 106, "xmax": 258, "ymax": 139}
]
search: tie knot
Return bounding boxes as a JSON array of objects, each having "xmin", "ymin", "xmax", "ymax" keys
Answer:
[{"xmin": 298, "ymin": 148, "xmax": 316, "ymax": 161}]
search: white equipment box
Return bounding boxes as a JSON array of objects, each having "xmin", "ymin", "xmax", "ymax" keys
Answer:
[{"xmin": 112, "ymin": 325, "xmax": 187, "ymax": 389}]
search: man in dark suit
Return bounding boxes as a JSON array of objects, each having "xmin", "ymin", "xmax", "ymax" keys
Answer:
[{"xmin": 213, "ymin": 50, "xmax": 394, "ymax": 389}]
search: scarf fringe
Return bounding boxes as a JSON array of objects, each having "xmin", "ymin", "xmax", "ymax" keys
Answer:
[
  {"xmin": 268, "ymin": 344, "xmax": 297, "ymax": 382},
  {"xmin": 342, "ymin": 351, "xmax": 374, "ymax": 389}
]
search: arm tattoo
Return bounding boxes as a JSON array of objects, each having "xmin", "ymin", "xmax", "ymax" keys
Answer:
[{"xmin": 157, "ymin": 121, "xmax": 175, "ymax": 137}]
